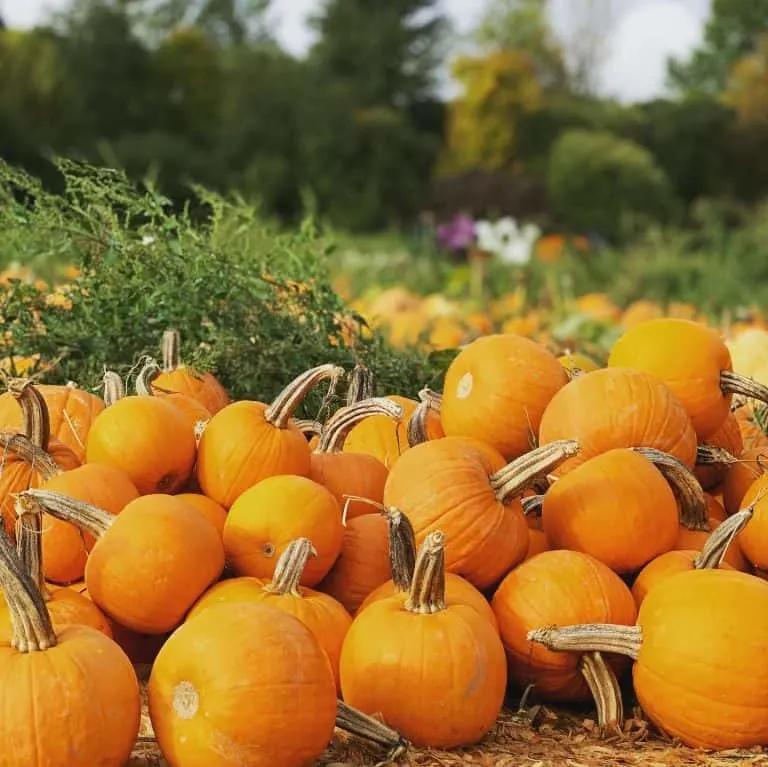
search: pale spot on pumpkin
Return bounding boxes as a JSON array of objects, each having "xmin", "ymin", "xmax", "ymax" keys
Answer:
[
  {"xmin": 173, "ymin": 681, "xmax": 199, "ymax": 720},
  {"xmin": 456, "ymin": 372, "xmax": 473, "ymax": 399}
]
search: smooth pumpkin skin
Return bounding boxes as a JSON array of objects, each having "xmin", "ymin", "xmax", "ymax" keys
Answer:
[
  {"xmin": 558, "ymin": 352, "xmax": 600, "ymax": 375},
  {"xmin": 186, "ymin": 575, "xmax": 352, "ymax": 691},
  {"xmin": 343, "ymin": 395, "xmax": 443, "ymax": 470},
  {"xmin": 383, "ymin": 437, "xmax": 529, "ymax": 590},
  {"xmin": 538, "ymin": 367, "xmax": 698, "ymax": 476},
  {"xmin": 223, "ymin": 476, "xmax": 343, "ymax": 587},
  {"xmin": 0, "ymin": 384, "xmax": 104, "ymax": 462},
  {"xmin": 86, "ymin": 396, "xmax": 196, "ymax": 495},
  {"xmin": 196, "ymin": 400, "xmax": 311, "ymax": 508},
  {"xmin": 40, "ymin": 464, "xmax": 139, "ymax": 585},
  {"xmin": 0, "ymin": 624, "xmax": 140, "ymax": 767},
  {"xmin": 524, "ymin": 527, "xmax": 549, "ymax": 560},
  {"xmin": 318, "ymin": 513, "xmax": 391, "ymax": 614},
  {"xmin": 175, "ymin": 493, "xmax": 227, "ymax": 538},
  {"xmin": 634, "ymin": 569, "xmax": 768, "ymax": 749},
  {"xmin": 695, "ymin": 413, "xmax": 743, "ymax": 490},
  {"xmin": 492, "ymin": 550, "xmax": 637, "ymax": 701},
  {"xmin": 738, "ymin": 474, "xmax": 768, "ymax": 570},
  {"xmin": 309, "ymin": 451, "xmax": 388, "ymax": 520},
  {"xmin": 340, "ymin": 590, "xmax": 507, "ymax": 748},
  {"xmin": 152, "ymin": 366, "xmax": 229, "ymax": 415},
  {"xmin": 608, "ymin": 318, "xmax": 733, "ymax": 439},
  {"xmin": 441, "ymin": 334, "xmax": 568, "ymax": 460},
  {"xmin": 704, "ymin": 493, "xmax": 727, "ymax": 522},
  {"xmin": 149, "ymin": 602, "xmax": 336, "ymax": 767},
  {"xmin": 86, "ymin": 494, "xmax": 225, "ymax": 634},
  {"xmin": 158, "ymin": 393, "xmax": 211, "ymax": 437},
  {"xmin": 674, "ymin": 518, "xmax": 750, "ymax": 571},
  {"xmin": 542, "ymin": 449, "xmax": 679, "ymax": 574},
  {"xmin": 722, "ymin": 446, "xmax": 768, "ymax": 515}
]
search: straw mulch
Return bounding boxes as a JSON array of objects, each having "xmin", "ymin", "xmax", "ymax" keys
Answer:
[{"xmin": 128, "ymin": 665, "xmax": 768, "ymax": 767}]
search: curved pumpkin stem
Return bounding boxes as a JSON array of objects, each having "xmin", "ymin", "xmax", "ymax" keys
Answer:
[
  {"xmin": 14, "ymin": 495, "xmax": 49, "ymax": 601},
  {"xmin": 528, "ymin": 624, "xmax": 642, "ymax": 661},
  {"xmin": 262, "ymin": 538, "xmax": 315, "ymax": 597},
  {"xmin": 335, "ymin": 700, "xmax": 409, "ymax": 764},
  {"xmin": 696, "ymin": 444, "xmax": 738, "ymax": 469},
  {"xmin": 578, "ymin": 651, "xmax": 624, "ymax": 734},
  {"xmin": 630, "ymin": 447, "xmax": 708, "ymax": 531},
  {"xmin": 8, "ymin": 378, "xmax": 51, "ymax": 450},
  {"xmin": 161, "ymin": 329, "xmax": 182, "ymax": 373},
  {"xmin": 316, "ymin": 398, "xmax": 403, "ymax": 454},
  {"xmin": 103, "ymin": 370, "xmax": 125, "ymax": 407},
  {"xmin": 418, "ymin": 386, "xmax": 442, "ymax": 413},
  {"xmin": 0, "ymin": 434, "xmax": 61, "ymax": 482},
  {"xmin": 264, "ymin": 364, "xmax": 345, "ymax": 429},
  {"xmin": 694, "ymin": 506, "xmax": 754, "ymax": 570},
  {"xmin": 293, "ymin": 419, "xmax": 323, "ymax": 438},
  {"xmin": 720, "ymin": 371, "xmax": 768, "ymax": 408},
  {"xmin": 406, "ymin": 399, "xmax": 432, "ymax": 448},
  {"xmin": 135, "ymin": 357, "xmax": 161, "ymax": 396},
  {"xmin": 346, "ymin": 364, "xmax": 375, "ymax": 406},
  {"xmin": 19, "ymin": 489, "xmax": 114, "ymax": 539},
  {"xmin": 521, "ymin": 494, "xmax": 545, "ymax": 518},
  {"xmin": 490, "ymin": 440, "xmax": 580, "ymax": 502},
  {"xmin": 405, "ymin": 531, "xmax": 446, "ymax": 614}
]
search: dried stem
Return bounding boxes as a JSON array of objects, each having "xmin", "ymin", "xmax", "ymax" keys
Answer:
[
  {"xmin": 8, "ymin": 378, "xmax": 50, "ymax": 450},
  {"xmin": 404, "ymin": 531, "xmax": 446, "ymax": 614},
  {"xmin": 694, "ymin": 506, "xmax": 754, "ymax": 570},
  {"xmin": 528, "ymin": 624, "xmax": 642, "ymax": 661},
  {"xmin": 335, "ymin": 700, "xmax": 408, "ymax": 764},
  {"xmin": 721, "ymin": 370, "xmax": 768, "ymax": 407},
  {"xmin": 418, "ymin": 387, "xmax": 442, "ymax": 414},
  {"xmin": 406, "ymin": 399, "xmax": 432, "ymax": 448},
  {"xmin": 265, "ymin": 364, "xmax": 345, "ymax": 429},
  {"xmin": 696, "ymin": 444, "xmax": 739, "ymax": 468},
  {"xmin": 103, "ymin": 370, "xmax": 125, "ymax": 406},
  {"xmin": 579, "ymin": 652, "xmax": 624, "ymax": 733},
  {"xmin": 0, "ymin": 434, "xmax": 62, "ymax": 481},
  {"xmin": 262, "ymin": 538, "xmax": 315, "ymax": 596},
  {"xmin": 18, "ymin": 489, "xmax": 114, "ymax": 539},
  {"xmin": 293, "ymin": 419, "xmax": 323, "ymax": 438},
  {"xmin": 161, "ymin": 329, "xmax": 181, "ymax": 373},
  {"xmin": 522, "ymin": 495, "xmax": 545, "ymax": 518},
  {"xmin": 490, "ymin": 440, "xmax": 580, "ymax": 501},
  {"xmin": 316, "ymin": 398, "xmax": 403, "ymax": 454},
  {"xmin": 135, "ymin": 357, "xmax": 161, "ymax": 396},
  {"xmin": 346, "ymin": 364, "xmax": 375, "ymax": 406},
  {"xmin": 14, "ymin": 495, "xmax": 48, "ymax": 600}
]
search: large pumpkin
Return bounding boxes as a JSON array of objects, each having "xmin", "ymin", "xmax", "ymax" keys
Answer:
[{"xmin": 441, "ymin": 334, "xmax": 568, "ymax": 460}]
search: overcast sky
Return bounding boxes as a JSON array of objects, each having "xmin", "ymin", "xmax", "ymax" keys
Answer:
[{"xmin": 0, "ymin": 0, "xmax": 712, "ymax": 102}]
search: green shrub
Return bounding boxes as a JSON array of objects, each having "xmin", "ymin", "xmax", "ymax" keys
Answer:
[{"xmin": 547, "ymin": 129, "xmax": 679, "ymax": 243}]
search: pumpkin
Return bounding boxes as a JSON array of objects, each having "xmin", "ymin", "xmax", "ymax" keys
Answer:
[
  {"xmin": 705, "ymin": 492, "xmax": 727, "ymax": 522},
  {"xmin": 150, "ymin": 328, "xmax": 229, "ymax": 414},
  {"xmin": 631, "ymin": 507, "xmax": 752, "ymax": 607},
  {"xmin": 188, "ymin": 538, "xmax": 351, "ymax": 690},
  {"xmin": 694, "ymin": 412, "xmax": 743, "ymax": 490},
  {"xmin": 310, "ymin": 398, "xmax": 402, "ymax": 519},
  {"xmin": 340, "ymin": 531, "xmax": 507, "ymax": 749},
  {"xmin": 674, "ymin": 516, "xmax": 750, "ymax": 572},
  {"xmin": 149, "ymin": 602, "xmax": 337, "ymax": 767},
  {"xmin": 441, "ymin": 334, "xmax": 568, "ymax": 460},
  {"xmin": 197, "ymin": 364, "xmax": 343, "ymax": 508},
  {"xmin": 0, "ymin": 380, "xmax": 80, "ymax": 537},
  {"xmin": 223, "ymin": 474, "xmax": 343, "ymax": 587},
  {"xmin": 176, "ymin": 493, "xmax": 227, "ymax": 538},
  {"xmin": 23, "ymin": 490, "xmax": 225, "ymax": 634},
  {"xmin": 608, "ymin": 318, "xmax": 768, "ymax": 439},
  {"xmin": 722, "ymin": 446, "xmax": 768, "ymax": 515},
  {"xmin": 558, "ymin": 351, "xmax": 600, "ymax": 376},
  {"xmin": 0, "ymin": 513, "xmax": 140, "ymax": 766},
  {"xmin": 734, "ymin": 404, "xmax": 768, "ymax": 450},
  {"xmin": 736, "ymin": 474, "xmax": 768, "ymax": 570},
  {"xmin": 0, "ymin": 381, "xmax": 103, "ymax": 462},
  {"xmin": 525, "ymin": 527, "xmax": 549, "ymax": 560},
  {"xmin": 529, "ymin": 568, "xmax": 768, "ymax": 750},
  {"xmin": 538, "ymin": 367, "xmax": 698, "ymax": 476},
  {"xmin": 491, "ymin": 549, "xmax": 636, "ymax": 727},
  {"xmin": 85, "ymin": 371, "xmax": 196, "ymax": 495},
  {"xmin": 39, "ymin": 463, "xmax": 139, "ymax": 585}
]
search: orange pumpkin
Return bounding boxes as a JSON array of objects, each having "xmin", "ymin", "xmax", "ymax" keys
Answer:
[
  {"xmin": 674, "ymin": 517, "xmax": 750, "ymax": 572},
  {"xmin": 695, "ymin": 412, "xmax": 743, "ymax": 490},
  {"xmin": 734, "ymin": 405, "xmax": 768, "ymax": 450},
  {"xmin": 149, "ymin": 602, "xmax": 336, "ymax": 767},
  {"xmin": 25, "ymin": 490, "xmax": 225, "ymax": 634},
  {"xmin": 188, "ymin": 538, "xmax": 351, "ymax": 690},
  {"xmin": 525, "ymin": 527, "xmax": 549, "ymax": 560},
  {"xmin": 705, "ymin": 492, "xmax": 727, "ymax": 522},
  {"xmin": 150, "ymin": 329, "xmax": 229, "ymax": 414},
  {"xmin": 608, "ymin": 318, "xmax": 768, "ymax": 439},
  {"xmin": 223, "ymin": 475, "xmax": 343, "ymax": 587},
  {"xmin": 539, "ymin": 367, "xmax": 697, "ymax": 476},
  {"xmin": 736, "ymin": 474, "xmax": 768, "ymax": 570},
  {"xmin": 722, "ymin": 446, "xmax": 768, "ymax": 515},
  {"xmin": 197, "ymin": 364, "xmax": 343, "ymax": 508},
  {"xmin": 441, "ymin": 334, "xmax": 568, "ymax": 460},
  {"xmin": 176, "ymin": 493, "xmax": 227, "ymax": 538},
  {"xmin": 340, "ymin": 531, "xmax": 507, "ymax": 748}
]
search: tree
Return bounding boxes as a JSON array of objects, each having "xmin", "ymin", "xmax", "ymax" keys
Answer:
[
  {"xmin": 668, "ymin": 0, "xmax": 768, "ymax": 96},
  {"xmin": 722, "ymin": 33, "xmax": 768, "ymax": 124},
  {"xmin": 556, "ymin": 0, "xmax": 613, "ymax": 95}
]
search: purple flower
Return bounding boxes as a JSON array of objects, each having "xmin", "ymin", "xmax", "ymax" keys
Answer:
[{"xmin": 437, "ymin": 213, "xmax": 476, "ymax": 252}]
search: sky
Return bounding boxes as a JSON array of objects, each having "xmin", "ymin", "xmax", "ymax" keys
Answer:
[{"xmin": 0, "ymin": 0, "xmax": 713, "ymax": 103}]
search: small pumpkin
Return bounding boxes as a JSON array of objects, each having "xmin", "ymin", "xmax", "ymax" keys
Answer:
[
  {"xmin": 722, "ymin": 446, "xmax": 768, "ymax": 515},
  {"xmin": 694, "ymin": 412, "xmax": 743, "ymax": 490},
  {"xmin": 176, "ymin": 493, "xmax": 227, "ymax": 538},
  {"xmin": 735, "ymin": 475, "xmax": 768, "ymax": 571}
]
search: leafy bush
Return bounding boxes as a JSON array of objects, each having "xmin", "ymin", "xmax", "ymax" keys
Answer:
[
  {"xmin": 547, "ymin": 129, "xmax": 679, "ymax": 243},
  {"xmin": 0, "ymin": 159, "xmax": 449, "ymax": 414}
]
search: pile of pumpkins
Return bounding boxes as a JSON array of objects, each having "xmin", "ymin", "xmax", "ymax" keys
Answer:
[{"xmin": 3, "ymin": 320, "xmax": 768, "ymax": 766}]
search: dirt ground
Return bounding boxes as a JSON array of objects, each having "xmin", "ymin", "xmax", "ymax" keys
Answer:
[{"xmin": 128, "ymin": 666, "xmax": 768, "ymax": 767}]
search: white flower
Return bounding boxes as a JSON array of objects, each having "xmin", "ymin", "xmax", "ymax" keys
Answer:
[
  {"xmin": 141, "ymin": 235, "xmax": 156, "ymax": 247},
  {"xmin": 475, "ymin": 217, "xmax": 541, "ymax": 265}
]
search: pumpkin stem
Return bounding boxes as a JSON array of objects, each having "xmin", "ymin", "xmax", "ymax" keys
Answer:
[
  {"xmin": 135, "ymin": 357, "xmax": 161, "ymax": 396},
  {"xmin": 387, "ymin": 508, "xmax": 417, "ymax": 593},
  {"xmin": 720, "ymin": 371, "xmax": 768, "ymax": 408},
  {"xmin": 14, "ymin": 495, "xmax": 49, "ymax": 601},
  {"xmin": 19, "ymin": 489, "xmax": 114, "ymax": 538},
  {"xmin": 528, "ymin": 624, "xmax": 642, "ymax": 661},
  {"xmin": 0, "ymin": 434, "xmax": 62, "ymax": 482},
  {"xmin": 0, "ymin": 519, "xmax": 57, "ymax": 652},
  {"xmin": 264, "ymin": 364, "xmax": 345, "ymax": 429},
  {"xmin": 630, "ymin": 447, "xmax": 708, "ymax": 531},
  {"xmin": 490, "ymin": 440, "xmax": 580, "ymax": 502},
  {"xmin": 293, "ymin": 419, "xmax": 323, "ymax": 439},
  {"xmin": 346, "ymin": 364, "xmax": 376, "ymax": 406},
  {"xmin": 8, "ymin": 378, "xmax": 51, "ymax": 450},
  {"xmin": 262, "ymin": 538, "xmax": 315, "ymax": 596},
  {"xmin": 418, "ymin": 386, "xmax": 442, "ymax": 414},
  {"xmin": 694, "ymin": 506, "xmax": 754, "ymax": 570},
  {"xmin": 578, "ymin": 651, "xmax": 624, "ymax": 734},
  {"xmin": 161, "ymin": 329, "xmax": 182, "ymax": 373},
  {"xmin": 405, "ymin": 531, "xmax": 446, "ymax": 614},
  {"xmin": 696, "ymin": 444, "xmax": 738, "ymax": 468},
  {"xmin": 194, "ymin": 419, "xmax": 208, "ymax": 446},
  {"xmin": 316, "ymin": 398, "xmax": 403, "ymax": 454},
  {"xmin": 406, "ymin": 399, "xmax": 432, "ymax": 448},
  {"xmin": 521, "ymin": 494, "xmax": 545, "ymax": 518},
  {"xmin": 103, "ymin": 370, "xmax": 125, "ymax": 406},
  {"xmin": 335, "ymin": 700, "xmax": 409, "ymax": 763}
]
